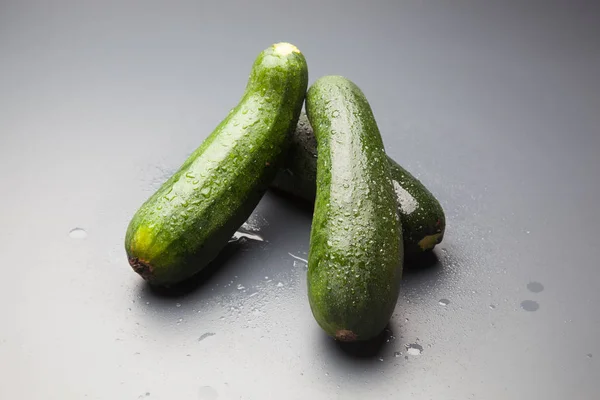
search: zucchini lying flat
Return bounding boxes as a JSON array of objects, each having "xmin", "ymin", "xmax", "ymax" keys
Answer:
[
  {"xmin": 125, "ymin": 43, "xmax": 308, "ymax": 286},
  {"xmin": 272, "ymin": 112, "xmax": 445, "ymax": 257}
]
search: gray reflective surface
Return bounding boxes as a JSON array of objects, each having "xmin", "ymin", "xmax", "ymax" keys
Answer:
[{"xmin": 1, "ymin": 1, "xmax": 599, "ymax": 399}]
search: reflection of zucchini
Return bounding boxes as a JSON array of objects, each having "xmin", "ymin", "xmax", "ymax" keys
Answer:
[
  {"xmin": 306, "ymin": 76, "xmax": 402, "ymax": 342},
  {"xmin": 272, "ymin": 112, "xmax": 445, "ymax": 257},
  {"xmin": 125, "ymin": 43, "xmax": 308, "ymax": 286}
]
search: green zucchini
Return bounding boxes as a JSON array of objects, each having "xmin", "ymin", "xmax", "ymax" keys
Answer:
[
  {"xmin": 306, "ymin": 76, "xmax": 403, "ymax": 342},
  {"xmin": 125, "ymin": 42, "xmax": 308, "ymax": 286},
  {"xmin": 271, "ymin": 112, "xmax": 445, "ymax": 257}
]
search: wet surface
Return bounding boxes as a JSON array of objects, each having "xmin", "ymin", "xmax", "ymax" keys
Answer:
[{"xmin": 0, "ymin": 1, "xmax": 599, "ymax": 399}]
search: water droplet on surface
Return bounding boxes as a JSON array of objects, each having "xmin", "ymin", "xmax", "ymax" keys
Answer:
[
  {"xmin": 489, "ymin": 304, "xmax": 496, "ymax": 310},
  {"xmin": 378, "ymin": 357, "xmax": 384, "ymax": 362},
  {"xmin": 176, "ymin": 303, "xmax": 181, "ymax": 308},
  {"xmin": 587, "ymin": 353, "xmax": 593, "ymax": 359},
  {"xmin": 405, "ymin": 343, "xmax": 423, "ymax": 355},
  {"xmin": 288, "ymin": 252, "xmax": 308, "ymax": 264},
  {"xmin": 520, "ymin": 300, "xmax": 539, "ymax": 312},
  {"xmin": 527, "ymin": 282, "xmax": 544, "ymax": 293},
  {"xmin": 293, "ymin": 260, "xmax": 308, "ymax": 269},
  {"xmin": 198, "ymin": 386, "xmax": 218, "ymax": 400},
  {"xmin": 198, "ymin": 332, "xmax": 215, "ymax": 342},
  {"xmin": 394, "ymin": 351, "xmax": 402, "ymax": 357},
  {"xmin": 69, "ymin": 228, "xmax": 87, "ymax": 239},
  {"xmin": 230, "ymin": 230, "xmax": 264, "ymax": 243},
  {"xmin": 438, "ymin": 299, "xmax": 450, "ymax": 306},
  {"xmin": 237, "ymin": 284, "xmax": 245, "ymax": 290}
]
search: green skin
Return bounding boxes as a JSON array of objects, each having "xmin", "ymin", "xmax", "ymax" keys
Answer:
[
  {"xmin": 271, "ymin": 112, "xmax": 445, "ymax": 258},
  {"xmin": 125, "ymin": 43, "xmax": 308, "ymax": 286},
  {"xmin": 306, "ymin": 76, "xmax": 403, "ymax": 342}
]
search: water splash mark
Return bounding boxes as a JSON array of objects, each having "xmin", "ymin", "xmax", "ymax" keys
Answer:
[
  {"xmin": 198, "ymin": 386, "xmax": 219, "ymax": 400},
  {"xmin": 520, "ymin": 300, "xmax": 539, "ymax": 312},
  {"xmin": 527, "ymin": 282, "xmax": 544, "ymax": 293},
  {"xmin": 69, "ymin": 227, "xmax": 87, "ymax": 239},
  {"xmin": 229, "ymin": 230, "xmax": 264, "ymax": 243},
  {"xmin": 405, "ymin": 343, "xmax": 423, "ymax": 355},
  {"xmin": 198, "ymin": 332, "xmax": 216, "ymax": 342},
  {"xmin": 241, "ymin": 213, "xmax": 268, "ymax": 232},
  {"xmin": 288, "ymin": 252, "xmax": 308, "ymax": 263}
]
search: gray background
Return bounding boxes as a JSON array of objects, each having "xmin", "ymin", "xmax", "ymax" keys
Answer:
[{"xmin": 1, "ymin": 1, "xmax": 599, "ymax": 399}]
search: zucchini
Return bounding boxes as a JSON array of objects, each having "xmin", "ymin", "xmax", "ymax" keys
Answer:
[
  {"xmin": 271, "ymin": 112, "xmax": 445, "ymax": 257},
  {"xmin": 125, "ymin": 42, "xmax": 308, "ymax": 286},
  {"xmin": 306, "ymin": 76, "xmax": 403, "ymax": 341}
]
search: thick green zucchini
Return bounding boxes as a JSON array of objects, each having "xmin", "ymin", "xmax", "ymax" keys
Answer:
[
  {"xmin": 306, "ymin": 76, "xmax": 403, "ymax": 342},
  {"xmin": 271, "ymin": 112, "xmax": 445, "ymax": 257},
  {"xmin": 125, "ymin": 43, "xmax": 308, "ymax": 286}
]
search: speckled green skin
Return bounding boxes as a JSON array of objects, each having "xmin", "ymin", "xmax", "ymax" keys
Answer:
[
  {"xmin": 125, "ymin": 43, "xmax": 308, "ymax": 286},
  {"xmin": 306, "ymin": 76, "xmax": 403, "ymax": 342},
  {"xmin": 271, "ymin": 112, "xmax": 445, "ymax": 257},
  {"xmin": 387, "ymin": 159, "xmax": 445, "ymax": 256}
]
